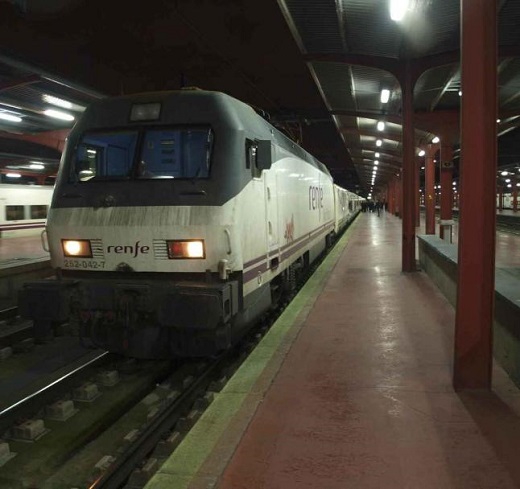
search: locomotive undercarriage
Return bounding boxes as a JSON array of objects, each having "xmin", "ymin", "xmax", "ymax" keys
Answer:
[
  {"xmin": 19, "ymin": 274, "xmax": 246, "ymax": 358},
  {"xmin": 19, "ymin": 269, "xmax": 289, "ymax": 358}
]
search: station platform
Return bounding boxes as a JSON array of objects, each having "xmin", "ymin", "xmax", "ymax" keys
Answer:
[
  {"xmin": 145, "ymin": 211, "xmax": 520, "ymax": 489},
  {"xmin": 0, "ymin": 235, "xmax": 48, "ymax": 263},
  {"xmin": 0, "ymin": 236, "xmax": 51, "ymax": 310}
]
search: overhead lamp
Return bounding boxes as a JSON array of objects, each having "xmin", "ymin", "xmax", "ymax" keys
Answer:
[
  {"xmin": 506, "ymin": 179, "xmax": 511, "ymax": 183},
  {"xmin": 389, "ymin": 0, "xmax": 409, "ymax": 21},
  {"xmin": 0, "ymin": 112, "xmax": 22, "ymax": 123},
  {"xmin": 452, "ymin": 181, "xmax": 457, "ymax": 186},
  {"xmin": 377, "ymin": 121, "xmax": 385, "ymax": 131},
  {"xmin": 497, "ymin": 119, "xmax": 501, "ymax": 123},
  {"xmin": 43, "ymin": 94, "xmax": 73, "ymax": 109},
  {"xmin": 517, "ymin": 183, "xmax": 520, "ymax": 187},
  {"xmin": 432, "ymin": 136, "xmax": 440, "ymax": 144},
  {"xmin": 376, "ymin": 139, "xmax": 382, "ymax": 147},
  {"xmin": 44, "ymin": 109, "xmax": 75, "ymax": 121},
  {"xmin": 380, "ymin": 89, "xmax": 390, "ymax": 103},
  {"xmin": 375, "ymin": 152, "xmax": 380, "ymax": 158},
  {"xmin": 6, "ymin": 173, "xmax": 21, "ymax": 178},
  {"xmin": 507, "ymin": 184, "xmax": 512, "ymax": 188},
  {"xmin": 30, "ymin": 164, "xmax": 44, "ymax": 170},
  {"xmin": 501, "ymin": 171, "xmax": 509, "ymax": 176},
  {"xmin": 374, "ymin": 161, "xmax": 379, "ymax": 165},
  {"xmin": 418, "ymin": 150, "xmax": 425, "ymax": 157},
  {"xmin": 421, "ymin": 166, "xmax": 425, "ymax": 170}
]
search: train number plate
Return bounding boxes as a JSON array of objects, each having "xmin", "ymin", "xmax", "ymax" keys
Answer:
[{"xmin": 63, "ymin": 259, "xmax": 106, "ymax": 269}]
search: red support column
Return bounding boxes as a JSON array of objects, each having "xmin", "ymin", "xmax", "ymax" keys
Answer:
[
  {"xmin": 455, "ymin": 0, "xmax": 497, "ymax": 391},
  {"xmin": 415, "ymin": 156, "xmax": 421, "ymax": 227},
  {"xmin": 425, "ymin": 144, "xmax": 436, "ymax": 234},
  {"xmin": 401, "ymin": 63, "xmax": 416, "ymax": 271},
  {"xmin": 387, "ymin": 181, "xmax": 393, "ymax": 214},
  {"xmin": 439, "ymin": 144, "xmax": 454, "ymax": 240},
  {"xmin": 397, "ymin": 175, "xmax": 402, "ymax": 218}
]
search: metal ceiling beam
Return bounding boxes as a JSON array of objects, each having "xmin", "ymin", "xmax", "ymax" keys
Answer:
[{"xmin": 0, "ymin": 74, "xmax": 40, "ymax": 93}]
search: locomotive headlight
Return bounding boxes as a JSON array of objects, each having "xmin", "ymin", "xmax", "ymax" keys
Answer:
[
  {"xmin": 167, "ymin": 240, "xmax": 205, "ymax": 259},
  {"xmin": 62, "ymin": 239, "xmax": 92, "ymax": 258}
]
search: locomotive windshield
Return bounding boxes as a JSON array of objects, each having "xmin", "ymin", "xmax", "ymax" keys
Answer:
[{"xmin": 71, "ymin": 126, "xmax": 213, "ymax": 181}]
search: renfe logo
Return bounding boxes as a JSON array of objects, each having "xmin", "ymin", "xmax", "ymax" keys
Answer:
[{"xmin": 107, "ymin": 241, "xmax": 150, "ymax": 257}]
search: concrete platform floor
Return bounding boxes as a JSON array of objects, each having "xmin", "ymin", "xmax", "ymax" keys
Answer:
[
  {"xmin": 146, "ymin": 212, "xmax": 520, "ymax": 489},
  {"xmin": 0, "ymin": 235, "xmax": 48, "ymax": 263}
]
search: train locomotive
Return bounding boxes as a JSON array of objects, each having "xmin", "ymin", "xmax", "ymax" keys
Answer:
[{"xmin": 20, "ymin": 89, "xmax": 361, "ymax": 358}]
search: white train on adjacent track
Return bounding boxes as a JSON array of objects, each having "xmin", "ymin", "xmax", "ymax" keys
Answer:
[
  {"xmin": 20, "ymin": 89, "xmax": 362, "ymax": 358},
  {"xmin": 0, "ymin": 184, "xmax": 53, "ymax": 238}
]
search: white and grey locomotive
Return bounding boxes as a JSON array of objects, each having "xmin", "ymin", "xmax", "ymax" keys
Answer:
[{"xmin": 20, "ymin": 90, "xmax": 361, "ymax": 358}]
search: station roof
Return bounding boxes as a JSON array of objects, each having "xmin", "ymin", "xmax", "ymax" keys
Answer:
[{"xmin": 1, "ymin": 0, "xmax": 520, "ymax": 195}]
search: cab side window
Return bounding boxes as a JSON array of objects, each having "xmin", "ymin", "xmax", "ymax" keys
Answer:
[{"xmin": 246, "ymin": 139, "xmax": 261, "ymax": 178}]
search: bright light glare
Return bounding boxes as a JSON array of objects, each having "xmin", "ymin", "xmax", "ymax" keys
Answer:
[
  {"xmin": 6, "ymin": 173, "xmax": 21, "ymax": 178},
  {"xmin": 377, "ymin": 121, "xmax": 385, "ymax": 131},
  {"xmin": 64, "ymin": 241, "xmax": 81, "ymax": 255},
  {"xmin": 375, "ymin": 161, "xmax": 379, "ymax": 165},
  {"xmin": 390, "ymin": 0, "xmax": 409, "ymax": 21},
  {"xmin": 43, "ymin": 94, "xmax": 73, "ymax": 109},
  {"xmin": 375, "ymin": 152, "xmax": 380, "ymax": 158},
  {"xmin": 380, "ymin": 89, "xmax": 390, "ymax": 103},
  {"xmin": 501, "ymin": 171, "xmax": 509, "ymax": 176},
  {"xmin": 376, "ymin": 139, "xmax": 382, "ymax": 147},
  {"xmin": 418, "ymin": 150, "xmax": 425, "ymax": 157},
  {"xmin": 30, "ymin": 164, "xmax": 44, "ymax": 170},
  {"xmin": 44, "ymin": 109, "xmax": 75, "ymax": 121},
  {"xmin": 0, "ymin": 112, "xmax": 22, "ymax": 122},
  {"xmin": 432, "ymin": 136, "xmax": 440, "ymax": 144},
  {"xmin": 506, "ymin": 179, "xmax": 511, "ymax": 183},
  {"xmin": 187, "ymin": 241, "xmax": 204, "ymax": 258}
]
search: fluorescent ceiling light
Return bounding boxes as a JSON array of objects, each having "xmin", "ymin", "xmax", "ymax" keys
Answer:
[
  {"xmin": 377, "ymin": 121, "xmax": 385, "ymax": 131},
  {"xmin": 375, "ymin": 152, "xmax": 380, "ymax": 158},
  {"xmin": 505, "ymin": 179, "xmax": 511, "ymax": 183},
  {"xmin": 0, "ymin": 112, "xmax": 22, "ymax": 123},
  {"xmin": 497, "ymin": 119, "xmax": 501, "ymax": 123},
  {"xmin": 6, "ymin": 173, "xmax": 21, "ymax": 178},
  {"xmin": 418, "ymin": 150, "xmax": 425, "ymax": 157},
  {"xmin": 389, "ymin": 0, "xmax": 410, "ymax": 21},
  {"xmin": 375, "ymin": 161, "xmax": 379, "ymax": 165},
  {"xmin": 376, "ymin": 139, "xmax": 382, "ymax": 147},
  {"xmin": 380, "ymin": 89, "xmax": 390, "ymax": 103},
  {"xmin": 44, "ymin": 109, "xmax": 75, "ymax": 121},
  {"xmin": 29, "ymin": 164, "xmax": 44, "ymax": 170},
  {"xmin": 43, "ymin": 94, "xmax": 73, "ymax": 109},
  {"xmin": 432, "ymin": 136, "xmax": 440, "ymax": 143},
  {"xmin": 458, "ymin": 91, "xmax": 462, "ymax": 96},
  {"xmin": 501, "ymin": 171, "xmax": 508, "ymax": 176},
  {"xmin": 507, "ymin": 184, "xmax": 512, "ymax": 188}
]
